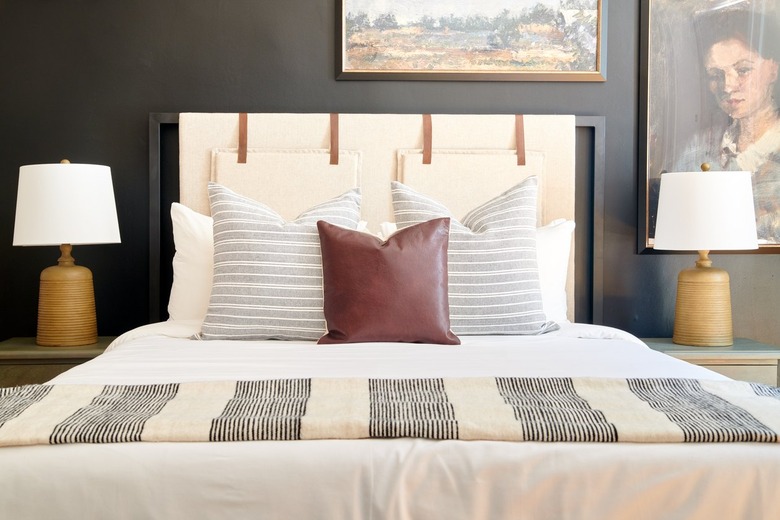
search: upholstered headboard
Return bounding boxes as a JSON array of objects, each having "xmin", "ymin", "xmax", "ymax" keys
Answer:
[{"xmin": 149, "ymin": 113, "xmax": 605, "ymax": 325}]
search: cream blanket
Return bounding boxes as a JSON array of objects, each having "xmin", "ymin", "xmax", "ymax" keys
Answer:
[{"xmin": 1, "ymin": 377, "xmax": 779, "ymax": 446}]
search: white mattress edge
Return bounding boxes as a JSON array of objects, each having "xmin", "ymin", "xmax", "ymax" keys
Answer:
[{"xmin": 109, "ymin": 320, "xmax": 646, "ymax": 352}]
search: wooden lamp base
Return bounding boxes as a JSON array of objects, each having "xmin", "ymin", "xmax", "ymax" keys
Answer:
[
  {"xmin": 36, "ymin": 244, "xmax": 98, "ymax": 347},
  {"xmin": 672, "ymin": 250, "xmax": 733, "ymax": 347}
]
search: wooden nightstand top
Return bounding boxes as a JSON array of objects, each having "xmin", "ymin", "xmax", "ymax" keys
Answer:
[
  {"xmin": 641, "ymin": 338, "xmax": 780, "ymax": 361},
  {"xmin": 0, "ymin": 336, "xmax": 115, "ymax": 362}
]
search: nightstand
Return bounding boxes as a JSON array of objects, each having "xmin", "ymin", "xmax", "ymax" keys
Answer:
[
  {"xmin": 0, "ymin": 336, "xmax": 114, "ymax": 387},
  {"xmin": 642, "ymin": 337, "xmax": 780, "ymax": 386}
]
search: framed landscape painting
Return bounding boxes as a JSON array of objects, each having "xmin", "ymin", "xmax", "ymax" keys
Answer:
[
  {"xmin": 338, "ymin": 0, "xmax": 606, "ymax": 81},
  {"xmin": 638, "ymin": 0, "xmax": 780, "ymax": 251}
]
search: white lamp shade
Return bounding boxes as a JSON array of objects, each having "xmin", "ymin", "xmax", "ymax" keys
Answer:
[
  {"xmin": 653, "ymin": 171, "xmax": 758, "ymax": 251},
  {"xmin": 13, "ymin": 163, "xmax": 121, "ymax": 246}
]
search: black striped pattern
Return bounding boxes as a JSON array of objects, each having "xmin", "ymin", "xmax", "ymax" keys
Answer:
[
  {"xmin": 369, "ymin": 378, "xmax": 458, "ymax": 439},
  {"xmin": 628, "ymin": 378, "xmax": 777, "ymax": 442},
  {"xmin": 1, "ymin": 377, "xmax": 778, "ymax": 446},
  {"xmin": 210, "ymin": 380, "xmax": 311, "ymax": 441},
  {"xmin": 496, "ymin": 377, "xmax": 618, "ymax": 442},
  {"xmin": 751, "ymin": 383, "xmax": 780, "ymax": 399},
  {"xmin": 50, "ymin": 384, "xmax": 179, "ymax": 444},
  {"xmin": 0, "ymin": 384, "xmax": 52, "ymax": 425}
]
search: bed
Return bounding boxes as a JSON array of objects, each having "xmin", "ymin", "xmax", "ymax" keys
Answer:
[{"xmin": 1, "ymin": 113, "xmax": 779, "ymax": 520}]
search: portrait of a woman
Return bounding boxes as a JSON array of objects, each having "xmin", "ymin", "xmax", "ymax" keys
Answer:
[{"xmin": 674, "ymin": 8, "xmax": 780, "ymax": 242}]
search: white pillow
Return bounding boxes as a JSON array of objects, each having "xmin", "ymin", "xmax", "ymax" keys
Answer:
[
  {"xmin": 168, "ymin": 203, "xmax": 214, "ymax": 322},
  {"xmin": 536, "ymin": 219, "xmax": 576, "ymax": 323},
  {"xmin": 380, "ymin": 219, "xmax": 575, "ymax": 324},
  {"xmin": 167, "ymin": 204, "xmax": 574, "ymax": 326}
]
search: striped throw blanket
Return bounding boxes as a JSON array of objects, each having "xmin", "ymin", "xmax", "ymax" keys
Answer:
[{"xmin": 1, "ymin": 377, "xmax": 779, "ymax": 446}]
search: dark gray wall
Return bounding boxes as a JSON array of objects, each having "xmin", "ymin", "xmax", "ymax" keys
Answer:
[{"xmin": 1, "ymin": 1, "xmax": 778, "ymax": 344}]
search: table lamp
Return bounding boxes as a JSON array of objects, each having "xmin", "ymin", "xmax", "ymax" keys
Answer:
[
  {"xmin": 13, "ymin": 161, "xmax": 121, "ymax": 346},
  {"xmin": 653, "ymin": 169, "xmax": 758, "ymax": 346}
]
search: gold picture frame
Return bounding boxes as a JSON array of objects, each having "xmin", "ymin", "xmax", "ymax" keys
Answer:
[{"xmin": 337, "ymin": 0, "xmax": 606, "ymax": 82}]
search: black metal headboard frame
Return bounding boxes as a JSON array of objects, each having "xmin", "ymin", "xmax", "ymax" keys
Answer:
[{"xmin": 148, "ymin": 113, "xmax": 605, "ymax": 326}]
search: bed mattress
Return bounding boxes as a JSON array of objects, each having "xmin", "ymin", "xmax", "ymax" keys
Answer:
[{"xmin": 2, "ymin": 322, "xmax": 779, "ymax": 520}]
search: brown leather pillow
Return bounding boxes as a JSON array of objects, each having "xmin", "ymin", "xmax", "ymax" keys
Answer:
[{"xmin": 316, "ymin": 217, "xmax": 460, "ymax": 345}]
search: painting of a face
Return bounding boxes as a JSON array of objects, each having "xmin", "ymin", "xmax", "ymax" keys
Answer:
[
  {"xmin": 705, "ymin": 38, "xmax": 779, "ymax": 120},
  {"xmin": 642, "ymin": 2, "xmax": 780, "ymax": 249}
]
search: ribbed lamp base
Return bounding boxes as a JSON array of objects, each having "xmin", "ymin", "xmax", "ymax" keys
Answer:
[
  {"xmin": 672, "ymin": 263, "xmax": 733, "ymax": 347},
  {"xmin": 36, "ymin": 248, "xmax": 98, "ymax": 347}
]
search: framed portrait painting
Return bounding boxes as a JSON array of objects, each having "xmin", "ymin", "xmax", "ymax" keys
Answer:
[
  {"xmin": 337, "ymin": 0, "xmax": 606, "ymax": 82},
  {"xmin": 639, "ymin": 0, "xmax": 780, "ymax": 251}
]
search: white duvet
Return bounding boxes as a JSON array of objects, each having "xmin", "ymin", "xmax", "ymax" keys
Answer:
[
  {"xmin": 2, "ymin": 323, "xmax": 779, "ymax": 520},
  {"xmin": 50, "ymin": 321, "xmax": 722, "ymax": 384}
]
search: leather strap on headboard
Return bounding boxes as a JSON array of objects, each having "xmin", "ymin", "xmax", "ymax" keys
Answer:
[
  {"xmin": 238, "ymin": 112, "xmax": 340, "ymax": 165},
  {"xmin": 330, "ymin": 112, "xmax": 339, "ymax": 165},
  {"xmin": 238, "ymin": 112, "xmax": 248, "ymax": 164},
  {"xmin": 422, "ymin": 113, "xmax": 432, "ymax": 165},
  {"xmin": 422, "ymin": 114, "xmax": 525, "ymax": 166},
  {"xmin": 238, "ymin": 113, "xmax": 524, "ymax": 167},
  {"xmin": 515, "ymin": 114, "xmax": 526, "ymax": 166}
]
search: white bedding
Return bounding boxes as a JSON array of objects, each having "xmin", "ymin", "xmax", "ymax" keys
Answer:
[
  {"xmin": 48, "ymin": 321, "xmax": 720, "ymax": 385},
  {"xmin": 3, "ymin": 323, "xmax": 779, "ymax": 520}
]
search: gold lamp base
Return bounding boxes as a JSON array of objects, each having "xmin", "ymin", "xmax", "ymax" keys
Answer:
[
  {"xmin": 672, "ymin": 251, "xmax": 733, "ymax": 347},
  {"xmin": 36, "ymin": 244, "xmax": 98, "ymax": 347}
]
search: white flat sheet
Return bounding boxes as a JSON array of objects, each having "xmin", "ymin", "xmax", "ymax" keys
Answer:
[
  {"xmin": 2, "ymin": 323, "xmax": 779, "ymax": 520},
  {"xmin": 50, "ymin": 321, "xmax": 726, "ymax": 384}
]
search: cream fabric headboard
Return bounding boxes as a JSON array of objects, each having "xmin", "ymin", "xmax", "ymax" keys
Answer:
[{"xmin": 178, "ymin": 113, "xmax": 576, "ymax": 318}]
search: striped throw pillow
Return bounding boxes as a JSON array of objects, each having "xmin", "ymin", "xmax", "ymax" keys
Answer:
[
  {"xmin": 201, "ymin": 183, "xmax": 362, "ymax": 340},
  {"xmin": 391, "ymin": 177, "xmax": 558, "ymax": 335}
]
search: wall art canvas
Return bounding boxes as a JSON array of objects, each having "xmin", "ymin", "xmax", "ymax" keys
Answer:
[
  {"xmin": 640, "ymin": 0, "xmax": 780, "ymax": 250},
  {"xmin": 338, "ymin": 0, "xmax": 605, "ymax": 81}
]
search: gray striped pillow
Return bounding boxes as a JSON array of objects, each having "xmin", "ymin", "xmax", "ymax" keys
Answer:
[
  {"xmin": 391, "ymin": 178, "xmax": 558, "ymax": 335},
  {"xmin": 201, "ymin": 183, "xmax": 362, "ymax": 340}
]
